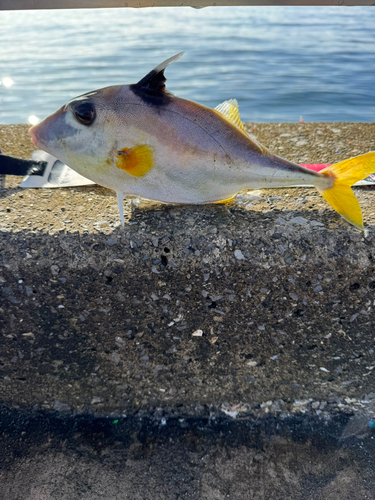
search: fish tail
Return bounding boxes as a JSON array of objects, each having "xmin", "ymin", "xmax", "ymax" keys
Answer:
[{"xmin": 316, "ymin": 152, "xmax": 375, "ymax": 230}]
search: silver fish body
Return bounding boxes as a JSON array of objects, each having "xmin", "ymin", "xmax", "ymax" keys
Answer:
[{"xmin": 29, "ymin": 53, "xmax": 375, "ymax": 229}]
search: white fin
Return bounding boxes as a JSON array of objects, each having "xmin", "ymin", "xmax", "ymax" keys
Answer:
[
  {"xmin": 215, "ymin": 99, "xmax": 247, "ymax": 134},
  {"xmin": 117, "ymin": 192, "xmax": 125, "ymax": 228}
]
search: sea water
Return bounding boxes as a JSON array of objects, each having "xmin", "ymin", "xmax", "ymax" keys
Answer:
[{"xmin": 0, "ymin": 6, "xmax": 374, "ymax": 124}]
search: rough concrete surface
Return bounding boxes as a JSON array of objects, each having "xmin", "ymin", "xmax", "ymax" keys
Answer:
[{"xmin": 1, "ymin": 123, "xmax": 375, "ymax": 499}]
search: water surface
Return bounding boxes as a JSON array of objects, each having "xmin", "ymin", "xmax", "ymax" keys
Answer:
[{"xmin": 0, "ymin": 7, "xmax": 374, "ymax": 124}]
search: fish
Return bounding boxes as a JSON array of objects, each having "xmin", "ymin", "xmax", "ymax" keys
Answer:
[{"xmin": 29, "ymin": 52, "xmax": 375, "ymax": 230}]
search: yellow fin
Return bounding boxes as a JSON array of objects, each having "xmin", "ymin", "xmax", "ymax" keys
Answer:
[
  {"xmin": 317, "ymin": 152, "xmax": 375, "ymax": 230},
  {"xmin": 212, "ymin": 196, "xmax": 235, "ymax": 204},
  {"xmin": 116, "ymin": 145, "xmax": 153, "ymax": 177},
  {"xmin": 215, "ymin": 99, "xmax": 247, "ymax": 134}
]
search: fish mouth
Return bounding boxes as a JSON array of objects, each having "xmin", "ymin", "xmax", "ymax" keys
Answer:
[{"xmin": 28, "ymin": 125, "xmax": 40, "ymax": 147}]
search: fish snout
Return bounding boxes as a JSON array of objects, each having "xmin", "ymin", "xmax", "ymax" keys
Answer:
[
  {"xmin": 28, "ymin": 106, "xmax": 68, "ymax": 151},
  {"xmin": 28, "ymin": 125, "xmax": 39, "ymax": 146}
]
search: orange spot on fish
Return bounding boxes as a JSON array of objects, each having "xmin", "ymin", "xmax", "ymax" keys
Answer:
[{"xmin": 115, "ymin": 145, "xmax": 153, "ymax": 178}]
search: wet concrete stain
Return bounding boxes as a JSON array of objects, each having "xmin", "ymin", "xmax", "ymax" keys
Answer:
[{"xmin": 1, "ymin": 405, "xmax": 375, "ymax": 500}]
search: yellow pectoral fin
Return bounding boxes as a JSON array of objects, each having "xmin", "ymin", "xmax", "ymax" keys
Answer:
[{"xmin": 116, "ymin": 145, "xmax": 153, "ymax": 177}]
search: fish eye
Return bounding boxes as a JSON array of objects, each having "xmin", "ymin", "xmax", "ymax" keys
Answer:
[{"xmin": 73, "ymin": 101, "xmax": 96, "ymax": 126}]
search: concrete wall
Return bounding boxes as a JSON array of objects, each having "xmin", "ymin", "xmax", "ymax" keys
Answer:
[{"xmin": 1, "ymin": 123, "xmax": 375, "ymax": 498}]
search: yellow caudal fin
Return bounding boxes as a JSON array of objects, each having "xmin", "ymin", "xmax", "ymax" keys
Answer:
[{"xmin": 317, "ymin": 152, "xmax": 375, "ymax": 230}]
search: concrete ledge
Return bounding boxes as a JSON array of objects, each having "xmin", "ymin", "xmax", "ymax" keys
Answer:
[
  {"xmin": 1, "ymin": 202, "xmax": 375, "ymax": 418},
  {"xmin": 1, "ymin": 123, "xmax": 375, "ymax": 498}
]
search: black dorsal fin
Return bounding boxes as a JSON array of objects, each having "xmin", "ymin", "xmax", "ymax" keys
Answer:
[{"xmin": 134, "ymin": 52, "xmax": 184, "ymax": 94}]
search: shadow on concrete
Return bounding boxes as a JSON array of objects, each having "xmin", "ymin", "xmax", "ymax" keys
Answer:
[{"xmin": 1, "ymin": 405, "xmax": 375, "ymax": 500}]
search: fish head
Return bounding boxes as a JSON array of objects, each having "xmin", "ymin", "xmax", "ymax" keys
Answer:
[
  {"xmin": 28, "ymin": 86, "xmax": 125, "ymax": 180},
  {"xmin": 28, "ymin": 53, "xmax": 184, "ymax": 188}
]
